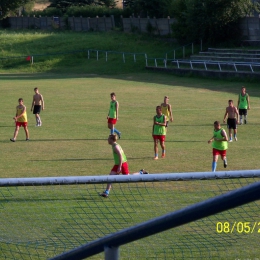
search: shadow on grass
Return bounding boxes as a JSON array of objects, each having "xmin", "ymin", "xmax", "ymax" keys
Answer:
[
  {"xmin": 29, "ymin": 156, "xmax": 152, "ymax": 162},
  {"xmin": 1, "ymin": 70, "xmax": 260, "ymax": 99}
]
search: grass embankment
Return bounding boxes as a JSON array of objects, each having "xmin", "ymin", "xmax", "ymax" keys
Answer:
[{"xmin": 0, "ymin": 30, "xmax": 194, "ymax": 74}]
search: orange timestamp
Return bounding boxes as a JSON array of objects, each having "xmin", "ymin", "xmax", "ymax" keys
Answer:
[{"xmin": 216, "ymin": 221, "xmax": 260, "ymax": 234}]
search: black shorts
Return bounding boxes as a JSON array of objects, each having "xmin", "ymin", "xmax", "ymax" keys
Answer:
[
  {"xmin": 239, "ymin": 109, "xmax": 247, "ymax": 116},
  {"xmin": 33, "ymin": 105, "xmax": 41, "ymax": 114},
  {"xmin": 227, "ymin": 118, "xmax": 237, "ymax": 129}
]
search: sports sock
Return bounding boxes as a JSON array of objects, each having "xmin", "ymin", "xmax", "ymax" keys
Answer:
[
  {"xmin": 155, "ymin": 153, "xmax": 158, "ymax": 158},
  {"xmin": 224, "ymin": 158, "xmax": 227, "ymax": 164},
  {"xmin": 240, "ymin": 116, "xmax": 242, "ymax": 122},
  {"xmin": 114, "ymin": 128, "xmax": 120, "ymax": 135},
  {"xmin": 110, "ymin": 129, "xmax": 114, "ymax": 134},
  {"xmin": 162, "ymin": 150, "xmax": 165, "ymax": 154},
  {"xmin": 105, "ymin": 190, "xmax": 109, "ymax": 194},
  {"xmin": 212, "ymin": 161, "xmax": 217, "ymax": 172}
]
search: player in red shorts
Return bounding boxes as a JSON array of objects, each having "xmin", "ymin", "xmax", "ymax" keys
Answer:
[
  {"xmin": 208, "ymin": 121, "xmax": 228, "ymax": 171},
  {"xmin": 107, "ymin": 92, "xmax": 121, "ymax": 139},
  {"xmin": 152, "ymin": 106, "xmax": 166, "ymax": 160},
  {"xmin": 100, "ymin": 134, "xmax": 148, "ymax": 198},
  {"xmin": 10, "ymin": 98, "xmax": 29, "ymax": 142}
]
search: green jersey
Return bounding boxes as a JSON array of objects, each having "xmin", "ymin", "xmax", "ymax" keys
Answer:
[
  {"xmin": 212, "ymin": 128, "xmax": 228, "ymax": 151},
  {"xmin": 109, "ymin": 101, "xmax": 117, "ymax": 119},
  {"xmin": 238, "ymin": 93, "xmax": 249, "ymax": 109},
  {"xmin": 112, "ymin": 143, "xmax": 127, "ymax": 165},
  {"xmin": 153, "ymin": 114, "xmax": 166, "ymax": 135}
]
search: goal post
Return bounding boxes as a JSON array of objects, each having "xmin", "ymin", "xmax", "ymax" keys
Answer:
[
  {"xmin": 49, "ymin": 179, "xmax": 260, "ymax": 260},
  {"xmin": 0, "ymin": 170, "xmax": 260, "ymax": 186},
  {"xmin": 0, "ymin": 170, "xmax": 260, "ymax": 260}
]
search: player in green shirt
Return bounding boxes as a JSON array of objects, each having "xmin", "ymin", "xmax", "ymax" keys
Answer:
[
  {"xmin": 101, "ymin": 134, "xmax": 148, "ymax": 197},
  {"xmin": 107, "ymin": 92, "xmax": 121, "ymax": 138},
  {"xmin": 208, "ymin": 121, "xmax": 228, "ymax": 172},
  {"xmin": 237, "ymin": 86, "xmax": 250, "ymax": 124},
  {"xmin": 152, "ymin": 106, "xmax": 166, "ymax": 160}
]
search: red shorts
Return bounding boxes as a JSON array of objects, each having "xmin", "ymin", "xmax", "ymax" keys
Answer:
[
  {"xmin": 153, "ymin": 135, "xmax": 166, "ymax": 142},
  {"xmin": 108, "ymin": 118, "xmax": 117, "ymax": 125},
  {"xmin": 213, "ymin": 148, "xmax": 226, "ymax": 157},
  {"xmin": 111, "ymin": 162, "xmax": 129, "ymax": 175},
  {"xmin": 16, "ymin": 122, "xmax": 28, "ymax": 127}
]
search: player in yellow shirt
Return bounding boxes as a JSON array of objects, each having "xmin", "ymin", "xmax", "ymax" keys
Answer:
[
  {"xmin": 161, "ymin": 96, "xmax": 173, "ymax": 130},
  {"xmin": 10, "ymin": 98, "xmax": 29, "ymax": 142}
]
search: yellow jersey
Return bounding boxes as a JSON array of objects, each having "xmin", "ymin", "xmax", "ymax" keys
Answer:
[
  {"xmin": 161, "ymin": 104, "xmax": 170, "ymax": 121},
  {"xmin": 16, "ymin": 105, "xmax": 27, "ymax": 122}
]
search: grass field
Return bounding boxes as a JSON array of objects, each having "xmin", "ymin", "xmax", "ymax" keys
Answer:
[
  {"xmin": 1, "ymin": 73, "xmax": 260, "ymax": 177},
  {"xmin": 0, "ymin": 31, "xmax": 260, "ymax": 259}
]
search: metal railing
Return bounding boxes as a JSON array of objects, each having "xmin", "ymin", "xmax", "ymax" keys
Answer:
[{"xmin": 145, "ymin": 57, "xmax": 260, "ymax": 73}]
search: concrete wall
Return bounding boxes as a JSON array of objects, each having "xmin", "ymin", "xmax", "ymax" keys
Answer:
[
  {"xmin": 240, "ymin": 17, "xmax": 260, "ymax": 41},
  {"xmin": 122, "ymin": 16, "xmax": 175, "ymax": 35},
  {"xmin": 5, "ymin": 16, "xmax": 260, "ymax": 40},
  {"xmin": 7, "ymin": 16, "xmax": 115, "ymax": 31}
]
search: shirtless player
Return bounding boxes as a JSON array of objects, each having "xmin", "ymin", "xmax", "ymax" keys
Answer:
[
  {"xmin": 31, "ymin": 88, "xmax": 44, "ymax": 126},
  {"xmin": 223, "ymin": 100, "xmax": 239, "ymax": 142}
]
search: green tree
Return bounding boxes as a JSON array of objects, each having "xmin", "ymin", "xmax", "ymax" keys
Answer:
[
  {"xmin": 171, "ymin": 0, "xmax": 260, "ymax": 45},
  {"xmin": 122, "ymin": 0, "xmax": 172, "ymax": 17},
  {"xmin": 0, "ymin": 0, "xmax": 34, "ymax": 18},
  {"xmin": 49, "ymin": 0, "xmax": 117, "ymax": 10}
]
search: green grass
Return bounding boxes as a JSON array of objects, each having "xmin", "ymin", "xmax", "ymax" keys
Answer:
[
  {"xmin": 0, "ymin": 30, "xmax": 198, "ymax": 73},
  {"xmin": 0, "ymin": 31, "xmax": 260, "ymax": 259}
]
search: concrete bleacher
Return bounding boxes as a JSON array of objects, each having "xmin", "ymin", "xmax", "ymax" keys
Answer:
[
  {"xmin": 146, "ymin": 48, "xmax": 260, "ymax": 80},
  {"xmin": 190, "ymin": 48, "xmax": 260, "ymax": 63}
]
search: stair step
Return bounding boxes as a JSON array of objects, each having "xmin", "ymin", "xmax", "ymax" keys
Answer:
[
  {"xmin": 208, "ymin": 48, "xmax": 260, "ymax": 54},
  {"xmin": 198, "ymin": 52, "xmax": 260, "ymax": 58},
  {"xmin": 190, "ymin": 55, "xmax": 260, "ymax": 63}
]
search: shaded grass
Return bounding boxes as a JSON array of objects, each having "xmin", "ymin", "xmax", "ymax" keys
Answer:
[{"xmin": 0, "ymin": 30, "xmax": 197, "ymax": 74}]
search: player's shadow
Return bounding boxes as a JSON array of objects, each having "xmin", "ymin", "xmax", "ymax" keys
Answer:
[
  {"xmin": 23, "ymin": 138, "xmax": 107, "ymax": 141},
  {"xmin": 29, "ymin": 158, "xmax": 111, "ymax": 162}
]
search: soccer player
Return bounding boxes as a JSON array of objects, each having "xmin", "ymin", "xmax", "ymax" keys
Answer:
[
  {"xmin": 10, "ymin": 98, "xmax": 29, "ymax": 142},
  {"xmin": 161, "ymin": 96, "xmax": 173, "ymax": 129},
  {"xmin": 107, "ymin": 92, "xmax": 121, "ymax": 138},
  {"xmin": 223, "ymin": 100, "xmax": 239, "ymax": 142},
  {"xmin": 100, "ymin": 134, "xmax": 148, "ymax": 198},
  {"xmin": 208, "ymin": 121, "xmax": 228, "ymax": 172},
  {"xmin": 152, "ymin": 106, "xmax": 166, "ymax": 160},
  {"xmin": 31, "ymin": 87, "xmax": 44, "ymax": 127},
  {"xmin": 237, "ymin": 86, "xmax": 250, "ymax": 125}
]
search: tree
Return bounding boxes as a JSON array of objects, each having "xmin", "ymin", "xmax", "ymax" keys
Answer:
[
  {"xmin": 0, "ymin": 0, "xmax": 34, "ymax": 18},
  {"xmin": 48, "ymin": 0, "xmax": 117, "ymax": 10},
  {"xmin": 171, "ymin": 0, "xmax": 260, "ymax": 45},
  {"xmin": 122, "ymin": 0, "xmax": 172, "ymax": 17}
]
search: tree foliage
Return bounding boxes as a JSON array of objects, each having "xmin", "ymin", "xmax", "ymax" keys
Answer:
[
  {"xmin": 0, "ymin": 0, "xmax": 34, "ymax": 18},
  {"xmin": 123, "ymin": 0, "xmax": 173, "ymax": 17},
  {"xmin": 48, "ymin": 0, "xmax": 117, "ymax": 10},
  {"xmin": 171, "ymin": 0, "xmax": 260, "ymax": 45}
]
